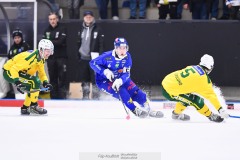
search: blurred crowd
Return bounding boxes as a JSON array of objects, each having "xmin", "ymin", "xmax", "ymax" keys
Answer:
[{"xmin": 59, "ymin": 0, "xmax": 239, "ymax": 20}]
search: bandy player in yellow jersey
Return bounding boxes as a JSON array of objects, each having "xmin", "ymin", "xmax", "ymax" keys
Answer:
[
  {"xmin": 3, "ymin": 39, "xmax": 54, "ymax": 115},
  {"xmin": 162, "ymin": 54, "xmax": 229, "ymax": 122}
]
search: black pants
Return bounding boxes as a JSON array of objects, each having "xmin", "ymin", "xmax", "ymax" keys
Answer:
[
  {"xmin": 158, "ymin": 3, "xmax": 178, "ymax": 19},
  {"xmin": 97, "ymin": 0, "xmax": 119, "ymax": 19},
  {"xmin": 47, "ymin": 58, "xmax": 68, "ymax": 99},
  {"xmin": 78, "ymin": 59, "xmax": 99, "ymax": 99}
]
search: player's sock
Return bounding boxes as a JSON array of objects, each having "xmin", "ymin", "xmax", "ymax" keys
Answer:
[{"xmin": 196, "ymin": 104, "xmax": 212, "ymax": 117}]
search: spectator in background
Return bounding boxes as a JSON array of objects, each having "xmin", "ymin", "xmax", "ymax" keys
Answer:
[
  {"xmin": 226, "ymin": 0, "xmax": 240, "ymax": 19},
  {"xmin": 47, "ymin": 0, "xmax": 59, "ymax": 12},
  {"xmin": 219, "ymin": 1, "xmax": 230, "ymax": 19},
  {"xmin": 209, "ymin": 0, "xmax": 219, "ymax": 20},
  {"xmin": 155, "ymin": 0, "xmax": 178, "ymax": 19},
  {"xmin": 177, "ymin": 0, "xmax": 184, "ymax": 19},
  {"xmin": 129, "ymin": 0, "xmax": 147, "ymax": 19},
  {"xmin": 95, "ymin": 0, "xmax": 119, "ymax": 20},
  {"xmin": 8, "ymin": 29, "xmax": 30, "ymax": 59},
  {"xmin": 77, "ymin": 11, "xmax": 104, "ymax": 100},
  {"xmin": 42, "ymin": 12, "xmax": 68, "ymax": 99},
  {"xmin": 7, "ymin": 29, "xmax": 30, "ymax": 99},
  {"xmin": 67, "ymin": 0, "xmax": 84, "ymax": 19},
  {"xmin": 183, "ymin": 0, "xmax": 209, "ymax": 19}
]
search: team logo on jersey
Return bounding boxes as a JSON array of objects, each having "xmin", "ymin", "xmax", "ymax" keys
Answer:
[
  {"xmin": 46, "ymin": 32, "xmax": 50, "ymax": 39},
  {"xmin": 108, "ymin": 64, "xmax": 111, "ymax": 68},
  {"xmin": 55, "ymin": 32, "xmax": 59, "ymax": 38},
  {"xmin": 93, "ymin": 32, "xmax": 98, "ymax": 39},
  {"xmin": 115, "ymin": 63, "xmax": 119, "ymax": 68},
  {"xmin": 13, "ymin": 49, "xmax": 17, "ymax": 54},
  {"xmin": 127, "ymin": 98, "xmax": 133, "ymax": 104}
]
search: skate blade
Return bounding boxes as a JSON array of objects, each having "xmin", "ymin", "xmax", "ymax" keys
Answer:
[{"xmin": 29, "ymin": 113, "xmax": 48, "ymax": 116}]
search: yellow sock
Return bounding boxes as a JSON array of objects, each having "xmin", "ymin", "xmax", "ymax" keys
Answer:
[
  {"xmin": 23, "ymin": 94, "xmax": 31, "ymax": 106},
  {"xmin": 197, "ymin": 104, "xmax": 212, "ymax": 117},
  {"xmin": 23, "ymin": 91, "xmax": 40, "ymax": 106},
  {"xmin": 174, "ymin": 102, "xmax": 187, "ymax": 114}
]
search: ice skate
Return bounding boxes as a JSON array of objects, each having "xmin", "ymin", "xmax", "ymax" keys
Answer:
[
  {"xmin": 149, "ymin": 110, "xmax": 164, "ymax": 118},
  {"xmin": 142, "ymin": 101, "xmax": 164, "ymax": 118},
  {"xmin": 21, "ymin": 105, "xmax": 30, "ymax": 115},
  {"xmin": 132, "ymin": 107, "xmax": 148, "ymax": 118},
  {"xmin": 172, "ymin": 111, "xmax": 190, "ymax": 121},
  {"xmin": 208, "ymin": 113, "xmax": 224, "ymax": 122},
  {"xmin": 29, "ymin": 104, "xmax": 47, "ymax": 115}
]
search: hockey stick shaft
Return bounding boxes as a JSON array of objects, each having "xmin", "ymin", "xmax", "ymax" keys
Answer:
[
  {"xmin": 229, "ymin": 115, "xmax": 240, "ymax": 118},
  {"xmin": 26, "ymin": 87, "xmax": 49, "ymax": 93},
  {"xmin": 117, "ymin": 91, "xmax": 130, "ymax": 118}
]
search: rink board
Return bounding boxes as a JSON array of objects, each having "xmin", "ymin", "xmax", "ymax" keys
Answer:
[{"xmin": 0, "ymin": 99, "xmax": 44, "ymax": 107}]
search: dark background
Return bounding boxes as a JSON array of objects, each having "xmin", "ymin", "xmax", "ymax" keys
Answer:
[{"xmin": 1, "ymin": 20, "xmax": 240, "ymax": 86}]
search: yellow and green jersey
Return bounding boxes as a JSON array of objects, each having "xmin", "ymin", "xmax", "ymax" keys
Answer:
[
  {"xmin": 162, "ymin": 65, "xmax": 221, "ymax": 110},
  {"xmin": 3, "ymin": 49, "xmax": 48, "ymax": 83}
]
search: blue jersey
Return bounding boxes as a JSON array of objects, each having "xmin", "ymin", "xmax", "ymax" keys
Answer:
[
  {"xmin": 90, "ymin": 49, "xmax": 148, "ymax": 111},
  {"xmin": 89, "ymin": 50, "xmax": 132, "ymax": 84}
]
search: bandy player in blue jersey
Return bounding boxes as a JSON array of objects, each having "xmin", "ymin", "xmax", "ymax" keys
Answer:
[{"xmin": 90, "ymin": 38, "xmax": 163, "ymax": 118}]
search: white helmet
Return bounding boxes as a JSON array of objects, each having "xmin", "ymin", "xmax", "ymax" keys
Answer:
[
  {"xmin": 38, "ymin": 39, "xmax": 54, "ymax": 57},
  {"xmin": 199, "ymin": 54, "xmax": 214, "ymax": 74}
]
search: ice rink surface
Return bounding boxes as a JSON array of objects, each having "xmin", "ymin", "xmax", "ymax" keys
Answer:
[{"xmin": 0, "ymin": 100, "xmax": 240, "ymax": 160}]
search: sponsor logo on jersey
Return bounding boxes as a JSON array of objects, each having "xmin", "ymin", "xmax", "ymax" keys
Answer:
[
  {"xmin": 127, "ymin": 81, "xmax": 135, "ymax": 90},
  {"xmin": 174, "ymin": 73, "xmax": 182, "ymax": 85},
  {"xmin": 127, "ymin": 98, "xmax": 133, "ymax": 104},
  {"xmin": 118, "ymin": 69, "xmax": 123, "ymax": 73},
  {"xmin": 105, "ymin": 57, "xmax": 112, "ymax": 61},
  {"xmin": 123, "ymin": 67, "xmax": 130, "ymax": 73},
  {"xmin": 192, "ymin": 65, "xmax": 204, "ymax": 75}
]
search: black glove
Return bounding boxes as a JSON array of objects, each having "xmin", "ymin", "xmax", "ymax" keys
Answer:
[
  {"xmin": 15, "ymin": 81, "xmax": 26, "ymax": 94},
  {"xmin": 43, "ymin": 82, "xmax": 53, "ymax": 91}
]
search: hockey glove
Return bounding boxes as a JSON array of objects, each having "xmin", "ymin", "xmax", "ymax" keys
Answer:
[
  {"xmin": 15, "ymin": 81, "xmax": 26, "ymax": 94},
  {"xmin": 112, "ymin": 78, "xmax": 123, "ymax": 92},
  {"xmin": 103, "ymin": 69, "xmax": 114, "ymax": 82},
  {"xmin": 218, "ymin": 108, "xmax": 229, "ymax": 118},
  {"xmin": 43, "ymin": 82, "xmax": 53, "ymax": 91}
]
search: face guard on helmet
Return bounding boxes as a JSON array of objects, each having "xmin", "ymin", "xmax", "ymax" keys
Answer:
[
  {"xmin": 114, "ymin": 38, "xmax": 128, "ymax": 59},
  {"xmin": 199, "ymin": 54, "xmax": 214, "ymax": 74},
  {"xmin": 38, "ymin": 39, "xmax": 54, "ymax": 59}
]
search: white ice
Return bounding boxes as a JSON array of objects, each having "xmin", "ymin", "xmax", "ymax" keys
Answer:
[{"xmin": 0, "ymin": 100, "xmax": 240, "ymax": 160}]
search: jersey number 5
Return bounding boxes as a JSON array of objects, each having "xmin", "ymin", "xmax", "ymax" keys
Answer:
[{"xmin": 180, "ymin": 68, "xmax": 196, "ymax": 78}]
